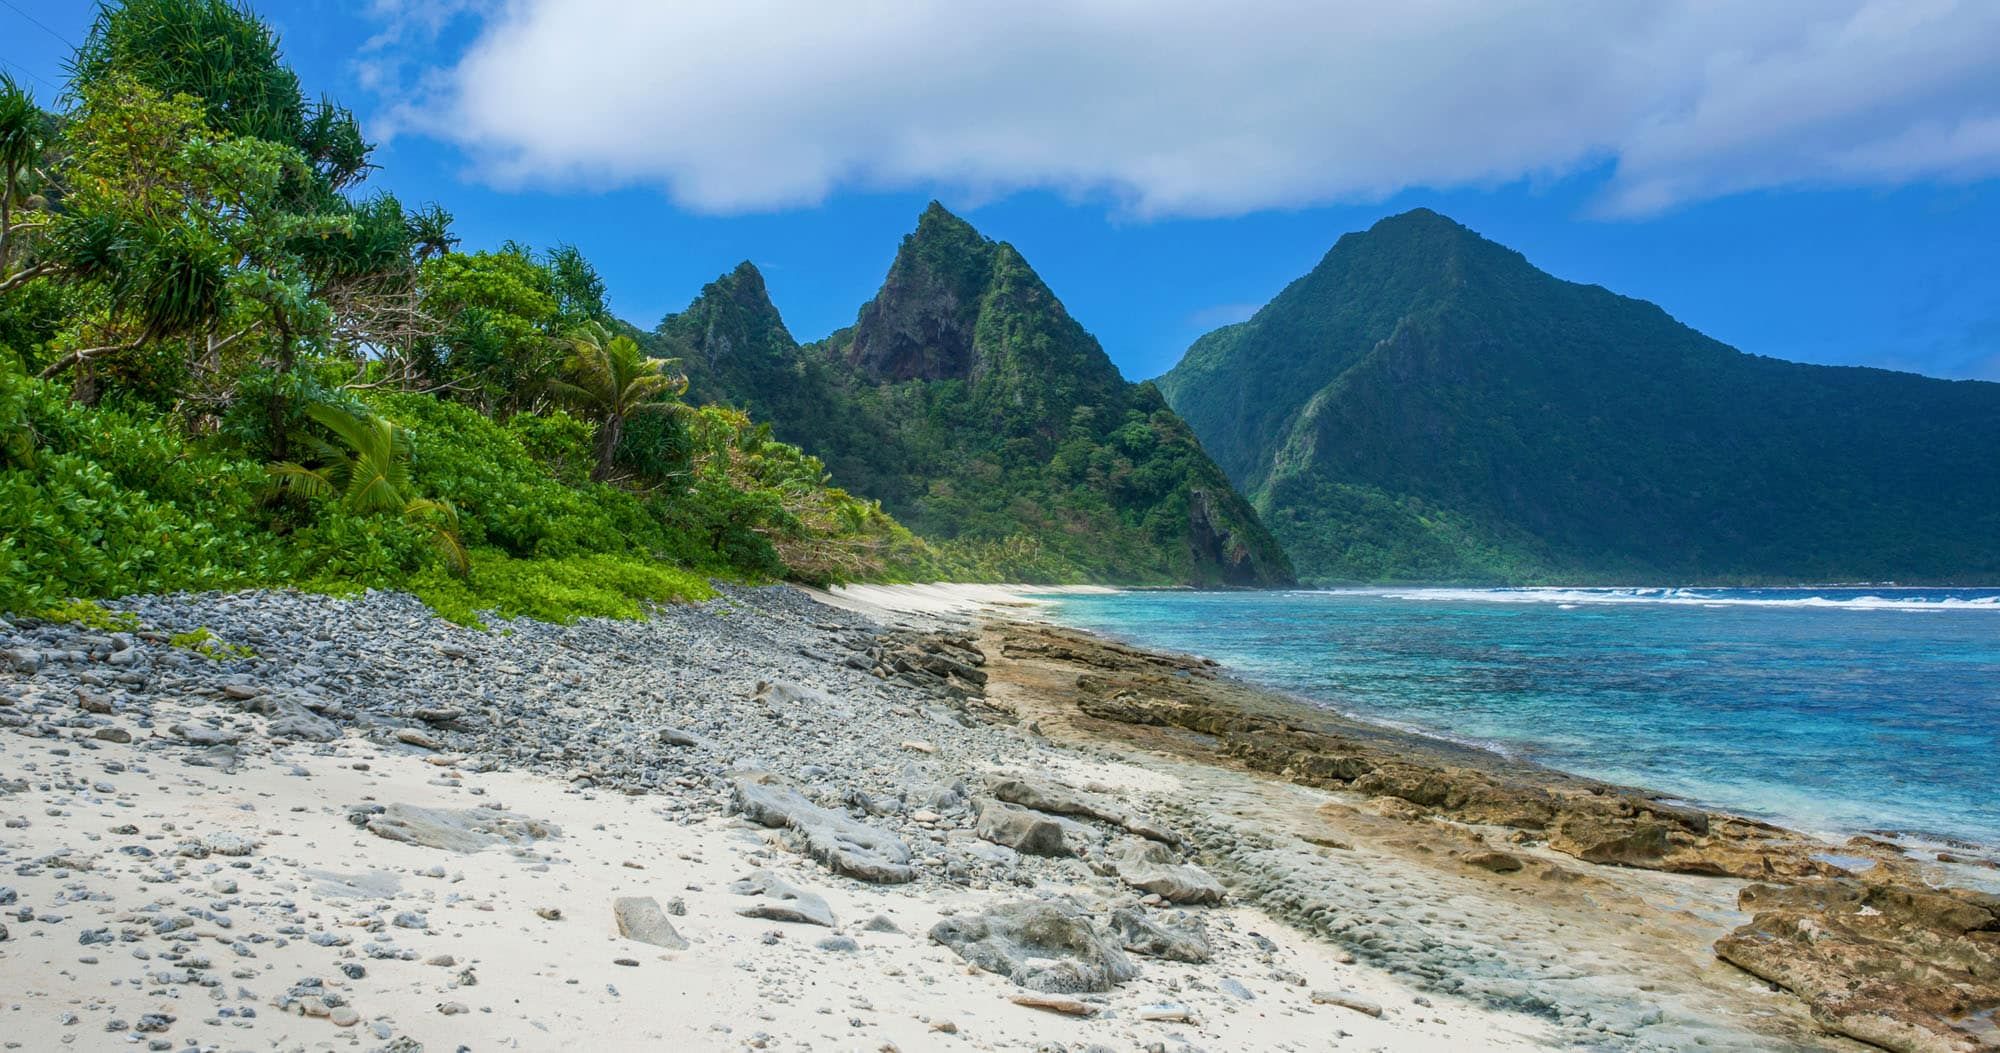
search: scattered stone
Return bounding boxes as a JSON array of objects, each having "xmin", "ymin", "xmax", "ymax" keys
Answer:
[
  {"xmin": 730, "ymin": 871, "xmax": 835, "ymax": 927},
  {"xmin": 1311, "ymin": 990, "xmax": 1384, "ymax": 1017},
  {"xmin": 1010, "ymin": 993, "xmax": 1096, "ymax": 1016},
  {"xmin": 361, "ymin": 803, "xmax": 560, "ymax": 853},
  {"xmin": 612, "ymin": 896, "xmax": 688, "ymax": 949}
]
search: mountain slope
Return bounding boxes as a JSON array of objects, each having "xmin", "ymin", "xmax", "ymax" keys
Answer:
[
  {"xmin": 656, "ymin": 205, "xmax": 1292, "ymax": 586},
  {"xmin": 1157, "ymin": 209, "xmax": 2000, "ymax": 584}
]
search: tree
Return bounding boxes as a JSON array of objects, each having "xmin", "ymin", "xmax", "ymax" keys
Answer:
[
  {"xmin": 268, "ymin": 401, "xmax": 467, "ymax": 575},
  {"xmin": 551, "ymin": 322, "xmax": 686, "ymax": 481},
  {"xmin": 0, "ymin": 75, "xmax": 45, "ymax": 282}
]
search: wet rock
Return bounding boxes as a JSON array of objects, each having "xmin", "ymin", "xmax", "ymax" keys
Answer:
[
  {"xmin": 1715, "ymin": 877, "xmax": 2000, "ymax": 1053},
  {"xmin": 928, "ymin": 900, "xmax": 1138, "ymax": 993},
  {"xmin": 729, "ymin": 777, "xmax": 915, "ymax": 883},
  {"xmin": 730, "ymin": 870, "xmax": 835, "ymax": 927},
  {"xmin": 613, "ymin": 896, "xmax": 689, "ymax": 950},
  {"xmin": 1462, "ymin": 850, "xmax": 1524, "ymax": 874},
  {"xmin": 1548, "ymin": 812, "xmax": 1671, "ymax": 867}
]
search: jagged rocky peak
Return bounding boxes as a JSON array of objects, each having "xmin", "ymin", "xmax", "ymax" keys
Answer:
[{"xmin": 845, "ymin": 202, "xmax": 998, "ymax": 382}]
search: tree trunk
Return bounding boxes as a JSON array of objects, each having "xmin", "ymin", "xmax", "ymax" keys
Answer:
[{"xmin": 592, "ymin": 413, "xmax": 623, "ymax": 481}]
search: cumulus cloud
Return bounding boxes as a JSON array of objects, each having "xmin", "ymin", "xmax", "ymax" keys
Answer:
[{"xmin": 368, "ymin": 0, "xmax": 2000, "ymax": 217}]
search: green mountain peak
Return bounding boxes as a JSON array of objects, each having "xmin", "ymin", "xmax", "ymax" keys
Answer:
[
  {"xmin": 664, "ymin": 205, "xmax": 1293, "ymax": 586},
  {"xmin": 1158, "ymin": 212, "xmax": 2000, "ymax": 584}
]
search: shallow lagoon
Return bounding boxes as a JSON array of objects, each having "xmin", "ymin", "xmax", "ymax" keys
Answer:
[{"xmin": 1036, "ymin": 586, "xmax": 2000, "ymax": 848}]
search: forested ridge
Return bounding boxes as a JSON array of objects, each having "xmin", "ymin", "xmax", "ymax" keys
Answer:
[
  {"xmin": 654, "ymin": 204, "xmax": 1293, "ymax": 586},
  {"xmin": 1158, "ymin": 209, "xmax": 2000, "ymax": 584}
]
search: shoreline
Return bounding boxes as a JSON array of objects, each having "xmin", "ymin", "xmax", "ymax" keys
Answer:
[
  {"xmin": 893, "ymin": 582, "xmax": 1999, "ymax": 856},
  {"xmin": 831, "ymin": 582, "xmax": 2000, "ymax": 1052},
  {"xmin": 1, "ymin": 582, "xmax": 1992, "ymax": 1052}
]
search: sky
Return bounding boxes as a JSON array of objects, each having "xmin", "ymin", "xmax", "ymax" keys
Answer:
[{"xmin": 2, "ymin": 0, "xmax": 1997, "ymax": 382}]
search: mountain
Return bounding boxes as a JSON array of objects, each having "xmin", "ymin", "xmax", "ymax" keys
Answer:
[
  {"xmin": 654, "ymin": 204, "xmax": 1293, "ymax": 586},
  {"xmin": 1156, "ymin": 208, "xmax": 2000, "ymax": 584}
]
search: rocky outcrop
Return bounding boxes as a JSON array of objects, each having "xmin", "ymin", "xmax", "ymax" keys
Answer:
[
  {"xmin": 1715, "ymin": 878, "xmax": 2000, "ymax": 1053},
  {"xmin": 1110, "ymin": 907, "xmax": 1211, "ymax": 963},
  {"xmin": 928, "ymin": 900, "xmax": 1140, "ymax": 993},
  {"xmin": 1110, "ymin": 837, "xmax": 1226, "ymax": 905},
  {"xmin": 974, "ymin": 799, "xmax": 1075, "ymax": 857},
  {"xmin": 354, "ymin": 803, "xmax": 560, "ymax": 854},
  {"xmin": 729, "ymin": 777, "xmax": 916, "ymax": 883},
  {"xmin": 986, "ymin": 775, "xmax": 1180, "ymax": 846},
  {"xmin": 993, "ymin": 619, "xmax": 2000, "ymax": 1051}
]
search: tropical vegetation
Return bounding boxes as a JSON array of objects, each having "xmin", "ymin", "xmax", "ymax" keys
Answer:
[{"xmin": 0, "ymin": 0, "xmax": 955, "ymax": 625}]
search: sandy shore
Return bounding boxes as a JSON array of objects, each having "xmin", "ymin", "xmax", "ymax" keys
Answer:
[{"xmin": 0, "ymin": 584, "xmax": 1557, "ymax": 1052}]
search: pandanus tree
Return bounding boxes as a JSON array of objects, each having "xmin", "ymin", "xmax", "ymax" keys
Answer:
[
  {"xmin": 0, "ymin": 74, "xmax": 50, "ymax": 292},
  {"xmin": 268, "ymin": 402, "xmax": 469, "ymax": 575},
  {"xmin": 551, "ymin": 322, "xmax": 688, "ymax": 481}
]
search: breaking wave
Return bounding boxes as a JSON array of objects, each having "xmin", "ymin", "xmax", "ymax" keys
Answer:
[{"xmin": 1304, "ymin": 586, "xmax": 2000, "ymax": 611}]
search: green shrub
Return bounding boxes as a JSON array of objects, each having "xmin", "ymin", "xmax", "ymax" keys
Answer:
[{"xmin": 410, "ymin": 552, "xmax": 715, "ymax": 627}]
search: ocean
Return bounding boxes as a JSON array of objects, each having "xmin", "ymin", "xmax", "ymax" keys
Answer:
[{"xmin": 1032, "ymin": 586, "xmax": 2000, "ymax": 849}]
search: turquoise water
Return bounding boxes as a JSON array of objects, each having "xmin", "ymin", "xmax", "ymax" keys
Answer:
[{"xmin": 1034, "ymin": 587, "xmax": 2000, "ymax": 848}]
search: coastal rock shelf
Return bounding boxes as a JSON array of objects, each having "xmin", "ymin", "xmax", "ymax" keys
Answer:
[{"xmin": 986, "ymin": 619, "xmax": 2000, "ymax": 1053}]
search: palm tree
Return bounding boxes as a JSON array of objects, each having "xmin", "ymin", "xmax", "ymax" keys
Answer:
[
  {"xmin": 551, "ymin": 323, "xmax": 687, "ymax": 481},
  {"xmin": 406, "ymin": 203, "xmax": 458, "ymax": 262},
  {"xmin": 268, "ymin": 402, "xmax": 469, "ymax": 575},
  {"xmin": 0, "ymin": 74, "xmax": 44, "ymax": 276}
]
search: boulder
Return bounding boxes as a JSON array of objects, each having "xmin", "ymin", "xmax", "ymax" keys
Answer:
[
  {"xmin": 612, "ymin": 897, "xmax": 689, "ymax": 950},
  {"xmin": 362, "ymin": 804, "xmax": 560, "ymax": 854},
  {"xmin": 1715, "ymin": 878, "xmax": 2000, "ymax": 1053},
  {"xmin": 987, "ymin": 776, "xmax": 1180, "ymax": 846},
  {"xmin": 1462, "ymin": 850, "xmax": 1525, "ymax": 874},
  {"xmin": 730, "ymin": 778, "xmax": 915, "ymax": 883},
  {"xmin": 1111, "ymin": 838, "xmax": 1225, "ymax": 905},
  {"xmin": 974, "ymin": 800, "xmax": 1073, "ymax": 857},
  {"xmin": 729, "ymin": 870, "xmax": 836, "ymax": 927},
  {"xmin": 928, "ymin": 901, "xmax": 1138, "ymax": 993},
  {"xmin": 1109, "ymin": 907, "xmax": 1210, "ymax": 962},
  {"xmin": 1548, "ymin": 812, "xmax": 1670, "ymax": 867}
]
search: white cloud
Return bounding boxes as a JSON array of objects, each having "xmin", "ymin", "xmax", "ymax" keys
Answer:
[{"xmin": 369, "ymin": 0, "xmax": 2000, "ymax": 217}]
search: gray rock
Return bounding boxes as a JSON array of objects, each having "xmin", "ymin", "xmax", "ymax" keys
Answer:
[
  {"xmin": 974, "ymin": 799, "xmax": 1074, "ymax": 857},
  {"xmin": 1109, "ymin": 907, "xmax": 1211, "ymax": 962},
  {"xmin": 170, "ymin": 724, "xmax": 241, "ymax": 746},
  {"xmin": 612, "ymin": 896, "xmax": 689, "ymax": 950},
  {"xmin": 730, "ymin": 778, "xmax": 914, "ymax": 883},
  {"xmin": 928, "ymin": 900, "xmax": 1139, "ymax": 993},
  {"xmin": 267, "ymin": 708, "xmax": 340, "ymax": 743},
  {"xmin": 815, "ymin": 935, "xmax": 859, "ymax": 952},
  {"xmin": 988, "ymin": 776, "xmax": 1180, "ymax": 846},
  {"xmin": 362, "ymin": 804, "xmax": 560, "ymax": 854},
  {"xmin": 1111, "ymin": 838, "xmax": 1225, "ymax": 905},
  {"xmin": 729, "ymin": 870, "xmax": 835, "ymax": 927}
]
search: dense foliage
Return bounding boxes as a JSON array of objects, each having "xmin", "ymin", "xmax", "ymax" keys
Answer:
[
  {"xmin": 655, "ymin": 205, "xmax": 1292, "ymax": 586},
  {"xmin": 0, "ymin": 0, "xmax": 952, "ymax": 624},
  {"xmin": 1158, "ymin": 209, "xmax": 2000, "ymax": 584}
]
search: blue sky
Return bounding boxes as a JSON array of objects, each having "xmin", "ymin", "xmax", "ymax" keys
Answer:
[{"xmin": 3, "ymin": 0, "xmax": 1997, "ymax": 382}]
